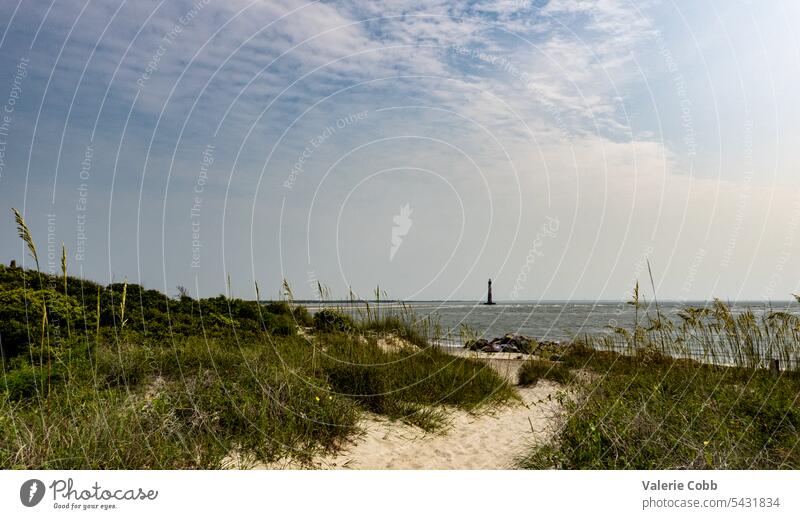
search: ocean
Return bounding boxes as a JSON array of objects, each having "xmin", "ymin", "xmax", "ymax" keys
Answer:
[{"xmin": 304, "ymin": 300, "xmax": 799, "ymax": 343}]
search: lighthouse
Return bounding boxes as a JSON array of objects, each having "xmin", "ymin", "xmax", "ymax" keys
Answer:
[{"xmin": 484, "ymin": 278, "xmax": 496, "ymax": 305}]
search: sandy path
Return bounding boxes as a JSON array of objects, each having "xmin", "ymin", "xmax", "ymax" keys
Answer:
[
  {"xmin": 237, "ymin": 349, "xmax": 565, "ymax": 470},
  {"xmin": 310, "ymin": 381, "xmax": 562, "ymax": 469}
]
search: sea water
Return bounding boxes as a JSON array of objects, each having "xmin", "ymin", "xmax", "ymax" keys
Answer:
[{"xmin": 306, "ymin": 300, "xmax": 797, "ymax": 343}]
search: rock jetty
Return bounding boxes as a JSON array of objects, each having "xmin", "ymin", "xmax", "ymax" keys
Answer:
[{"xmin": 463, "ymin": 334, "xmax": 562, "ymax": 355}]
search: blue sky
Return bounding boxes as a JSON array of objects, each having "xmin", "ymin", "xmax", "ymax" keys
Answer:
[{"xmin": 1, "ymin": 0, "xmax": 799, "ymax": 301}]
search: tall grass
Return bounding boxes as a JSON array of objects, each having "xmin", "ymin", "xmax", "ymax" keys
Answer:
[
  {"xmin": 1, "ymin": 336, "xmax": 362, "ymax": 468},
  {"xmin": 519, "ymin": 343, "xmax": 800, "ymax": 469},
  {"xmin": 61, "ymin": 243, "xmax": 71, "ymax": 339},
  {"xmin": 518, "ymin": 358, "xmax": 574, "ymax": 386},
  {"xmin": 520, "ymin": 280, "xmax": 800, "ymax": 470},
  {"xmin": 597, "ymin": 283, "xmax": 800, "ymax": 371},
  {"xmin": 12, "ymin": 208, "xmax": 40, "ymax": 282},
  {"xmin": 1, "ymin": 214, "xmax": 516, "ymax": 467},
  {"xmin": 306, "ymin": 285, "xmax": 443, "ymax": 349},
  {"xmin": 11, "ymin": 208, "xmax": 51, "ymax": 394},
  {"xmin": 119, "ymin": 279, "xmax": 128, "ymax": 330},
  {"xmin": 304, "ymin": 294, "xmax": 516, "ymax": 430},
  {"xmin": 320, "ymin": 331, "xmax": 516, "ymax": 430}
]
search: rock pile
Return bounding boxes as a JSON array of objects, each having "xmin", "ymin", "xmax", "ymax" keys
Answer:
[{"xmin": 464, "ymin": 334, "xmax": 562, "ymax": 354}]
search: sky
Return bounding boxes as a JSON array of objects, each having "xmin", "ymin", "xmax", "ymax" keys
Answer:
[{"xmin": 0, "ymin": 0, "xmax": 799, "ymax": 301}]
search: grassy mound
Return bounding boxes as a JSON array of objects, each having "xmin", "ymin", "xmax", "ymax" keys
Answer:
[
  {"xmin": 519, "ymin": 342, "xmax": 800, "ymax": 469},
  {"xmin": 1, "ymin": 334, "xmax": 361, "ymax": 468},
  {"xmin": 517, "ymin": 359, "xmax": 574, "ymax": 386},
  {"xmin": 0, "ymin": 261, "xmax": 515, "ymax": 468},
  {"xmin": 321, "ymin": 332, "xmax": 517, "ymax": 430}
]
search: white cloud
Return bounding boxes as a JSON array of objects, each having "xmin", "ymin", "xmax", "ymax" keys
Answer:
[{"xmin": 9, "ymin": 0, "xmax": 798, "ymax": 299}]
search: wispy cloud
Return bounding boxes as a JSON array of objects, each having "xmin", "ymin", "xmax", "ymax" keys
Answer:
[{"xmin": 3, "ymin": 0, "xmax": 798, "ymax": 300}]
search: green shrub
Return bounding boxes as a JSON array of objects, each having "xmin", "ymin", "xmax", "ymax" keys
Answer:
[
  {"xmin": 260, "ymin": 302, "xmax": 312, "ymax": 329},
  {"xmin": 263, "ymin": 301, "xmax": 292, "ymax": 316},
  {"xmin": 2, "ymin": 361, "xmax": 47, "ymax": 400},
  {"xmin": 312, "ymin": 309, "xmax": 354, "ymax": 332},
  {"xmin": 262, "ymin": 313, "xmax": 295, "ymax": 336},
  {"xmin": 0, "ymin": 288, "xmax": 84, "ymax": 359},
  {"xmin": 290, "ymin": 305, "xmax": 313, "ymax": 327}
]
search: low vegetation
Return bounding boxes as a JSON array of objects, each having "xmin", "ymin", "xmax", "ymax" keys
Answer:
[
  {"xmin": 519, "ymin": 285, "xmax": 800, "ymax": 469},
  {"xmin": 601, "ymin": 282, "xmax": 800, "ymax": 370},
  {"xmin": 5, "ymin": 209, "xmax": 798, "ymax": 469},
  {"xmin": 0, "ymin": 276, "xmax": 512, "ymax": 467},
  {"xmin": 0, "ymin": 209, "xmax": 514, "ymax": 468},
  {"xmin": 323, "ymin": 332, "xmax": 517, "ymax": 430},
  {"xmin": 517, "ymin": 359, "xmax": 574, "ymax": 386}
]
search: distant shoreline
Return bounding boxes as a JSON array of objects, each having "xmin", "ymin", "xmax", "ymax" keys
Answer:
[{"xmin": 277, "ymin": 299, "xmax": 799, "ymax": 305}]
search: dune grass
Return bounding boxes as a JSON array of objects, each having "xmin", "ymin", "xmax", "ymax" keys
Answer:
[
  {"xmin": 599, "ymin": 295, "xmax": 800, "ymax": 371},
  {"xmin": 321, "ymin": 331, "xmax": 516, "ymax": 429},
  {"xmin": 1, "ymin": 333, "xmax": 363, "ymax": 468},
  {"xmin": 0, "ymin": 282, "xmax": 514, "ymax": 468},
  {"xmin": 518, "ymin": 285, "xmax": 800, "ymax": 469},
  {"xmin": 519, "ymin": 336, "xmax": 800, "ymax": 469},
  {"xmin": 0, "ymin": 216, "xmax": 515, "ymax": 468},
  {"xmin": 517, "ymin": 359, "xmax": 574, "ymax": 387},
  {"xmin": 7, "ymin": 210, "xmax": 797, "ymax": 469}
]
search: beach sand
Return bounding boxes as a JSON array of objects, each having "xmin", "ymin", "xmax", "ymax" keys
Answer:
[
  {"xmin": 310, "ymin": 381, "xmax": 561, "ymax": 469},
  {"xmin": 240, "ymin": 349, "xmax": 565, "ymax": 470}
]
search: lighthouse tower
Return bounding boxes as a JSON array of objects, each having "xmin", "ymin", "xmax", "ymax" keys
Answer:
[{"xmin": 484, "ymin": 278, "xmax": 496, "ymax": 305}]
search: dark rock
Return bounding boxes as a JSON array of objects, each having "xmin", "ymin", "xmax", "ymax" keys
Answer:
[
  {"xmin": 467, "ymin": 333, "xmax": 561, "ymax": 355},
  {"xmin": 478, "ymin": 333, "xmax": 538, "ymax": 354},
  {"xmin": 506, "ymin": 335, "xmax": 536, "ymax": 353},
  {"xmin": 464, "ymin": 339, "xmax": 489, "ymax": 351}
]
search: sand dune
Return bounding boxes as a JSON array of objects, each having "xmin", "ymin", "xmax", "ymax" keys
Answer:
[
  {"xmin": 236, "ymin": 349, "xmax": 565, "ymax": 470},
  {"xmin": 309, "ymin": 381, "xmax": 562, "ymax": 469}
]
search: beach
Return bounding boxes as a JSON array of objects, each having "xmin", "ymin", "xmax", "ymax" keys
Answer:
[
  {"xmin": 309, "ymin": 382, "xmax": 561, "ymax": 470},
  {"xmin": 238, "ymin": 350, "xmax": 566, "ymax": 470}
]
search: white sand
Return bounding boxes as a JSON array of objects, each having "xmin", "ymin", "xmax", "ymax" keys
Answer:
[
  {"xmin": 239, "ymin": 352, "xmax": 565, "ymax": 470},
  {"xmin": 225, "ymin": 344, "xmax": 566, "ymax": 470},
  {"xmin": 307, "ymin": 381, "xmax": 562, "ymax": 469}
]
